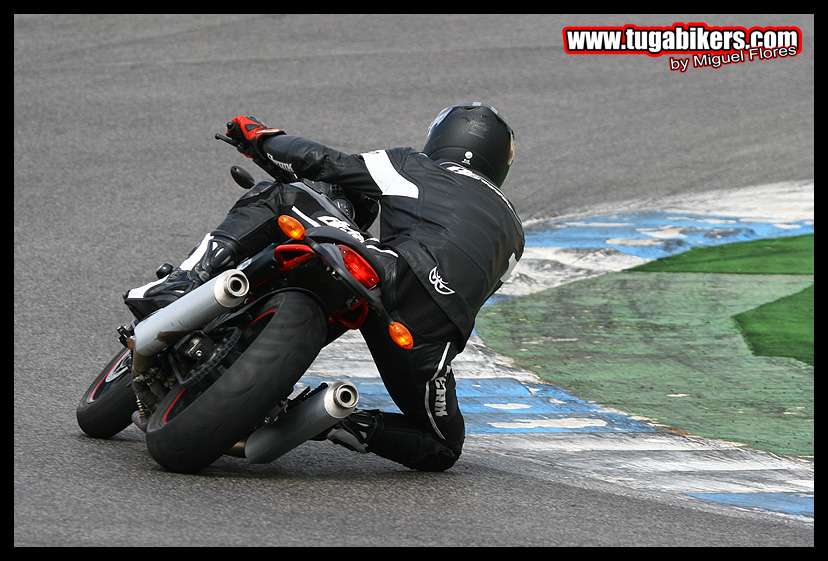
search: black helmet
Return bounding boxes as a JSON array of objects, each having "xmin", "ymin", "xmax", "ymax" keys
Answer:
[{"xmin": 423, "ymin": 102, "xmax": 516, "ymax": 187}]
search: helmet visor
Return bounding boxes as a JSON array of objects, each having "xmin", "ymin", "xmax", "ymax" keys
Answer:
[{"xmin": 507, "ymin": 135, "xmax": 516, "ymax": 166}]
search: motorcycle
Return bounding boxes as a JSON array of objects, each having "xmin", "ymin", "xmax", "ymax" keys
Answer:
[{"xmin": 76, "ymin": 130, "xmax": 414, "ymax": 473}]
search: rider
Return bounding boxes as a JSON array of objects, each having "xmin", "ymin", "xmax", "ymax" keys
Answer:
[{"xmin": 124, "ymin": 103, "xmax": 525, "ymax": 472}]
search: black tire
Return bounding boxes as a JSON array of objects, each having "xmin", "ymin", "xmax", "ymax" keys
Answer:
[
  {"xmin": 145, "ymin": 291, "xmax": 327, "ymax": 473},
  {"xmin": 76, "ymin": 348, "xmax": 137, "ymax": 438}
]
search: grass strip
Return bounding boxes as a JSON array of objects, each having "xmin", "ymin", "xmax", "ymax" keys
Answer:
[
  {"xmin": 735, "ymin": 284, "xmax": 814, "ymax": 366},
  {"xmin": 631, "ymin": 234, "xmax": 813, "ymax": 274}
]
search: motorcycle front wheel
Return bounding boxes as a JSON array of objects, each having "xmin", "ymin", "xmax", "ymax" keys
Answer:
[{"xmin": 76, "ymin": 348, "xmax": 136, "ymax": 439}]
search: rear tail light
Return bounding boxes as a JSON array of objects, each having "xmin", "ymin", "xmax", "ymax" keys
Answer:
[{"xmin": 338, "ymin": 245, "xmax": 380, "ymax": 289}]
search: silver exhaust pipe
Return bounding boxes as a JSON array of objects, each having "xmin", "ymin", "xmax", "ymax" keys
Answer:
[
  {"xmin": 244, "ymin": 381, "xmax": 359, "ymax": 464},
  {"xmin": 131, "ymin": 269, "xmax": 249, "ymax": 357}
]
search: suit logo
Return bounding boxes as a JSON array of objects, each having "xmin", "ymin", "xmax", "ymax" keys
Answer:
[
  {"xmin": 429, "ymin": 266, "xmax": 455, "ymax": 295},
  {"xmin": 266, "ymin": 153, "xmax": 295, "ymax": 173},
  {"xmin": 433, "ymin": 372, "xmax": 448, "ymax": 417}
]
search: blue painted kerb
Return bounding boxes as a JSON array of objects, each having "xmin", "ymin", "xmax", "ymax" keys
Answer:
[
  {"xmin": 689, "ymin": 492, "xmax": 814, "ymax": 517},
  {"xmin": 298, "ymin": 375, "xmax": 654, "ymax": 435}
]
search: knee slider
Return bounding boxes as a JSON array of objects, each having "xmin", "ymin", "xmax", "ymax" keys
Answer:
[
  {"xmin": 367, "ymin": 414, "xmax": 463, "ymax": 472},
  {"xmin": 406, "ymin": 446, "xmax": 461, "ymax": 472}
]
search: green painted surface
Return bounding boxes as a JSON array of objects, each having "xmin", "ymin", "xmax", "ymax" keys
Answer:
[
  {"xmin": 632, "ymin": 234, "xmax": 813, "ymax": 274},
  {"xmin": 735, "ymin": 285, "xmax": 814, "ymax": 366},
  {"xmin": 476, "ymin": 272, "xmax": 814, "ymax": 456},
  {"xmin": 637, "ymin": 233, "xmax": 814, "ymax": 366}
]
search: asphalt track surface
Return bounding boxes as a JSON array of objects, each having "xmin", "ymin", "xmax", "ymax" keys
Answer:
[{"xmin": 14, "ymin": 15, "xmax": 814, "ymax": 546}]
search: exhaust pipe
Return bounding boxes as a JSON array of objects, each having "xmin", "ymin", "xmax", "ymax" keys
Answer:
[
  {"xmin": 129, "ymin": 269, "xmax": 249, "ymax": 380},
  {"xmin": 243, "ymin": 381, "xmax": 359, "ymax": 464},
  {"xmin": 131, "ymin": 269, "xmax": 249, "ymax": 357}
]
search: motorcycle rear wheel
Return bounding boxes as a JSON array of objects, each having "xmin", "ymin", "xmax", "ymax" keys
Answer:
[{"xmin": 145, "ymin": 290, "xmax": 327, "ymax": 473}]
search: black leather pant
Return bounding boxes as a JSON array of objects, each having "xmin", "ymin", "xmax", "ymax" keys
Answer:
[{"xmin": 213, "ymin": 181, "xmax": 465, "ymax": 471}]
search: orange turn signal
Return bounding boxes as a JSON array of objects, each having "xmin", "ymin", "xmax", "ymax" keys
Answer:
[
  {"xmin": 278, "ymin": 215, "xmax": 306, "ymax": 241},
  {"xmin": 388, "ymin": 322, "xmax": 414, "ymax": 350}
]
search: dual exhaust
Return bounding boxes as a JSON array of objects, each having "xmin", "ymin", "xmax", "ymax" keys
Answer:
[{"xmin": 127, "ymin": 268, "xmax": 361, "ymax": 463}]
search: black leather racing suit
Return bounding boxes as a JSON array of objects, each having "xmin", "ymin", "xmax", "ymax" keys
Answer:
[{"xmin": 211, "ymin": 135, "xmax": 525, "ymax": 471}]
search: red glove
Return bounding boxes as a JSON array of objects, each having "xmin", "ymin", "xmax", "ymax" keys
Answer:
[{"xmin": 225, "ymin": 115, "xmax": 285, "ymax": 159}]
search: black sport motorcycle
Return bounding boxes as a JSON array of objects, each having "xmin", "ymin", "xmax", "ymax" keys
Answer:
[{"xmin": 76, "ymin": 131, "xmax": 413, "ymax": 473}]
